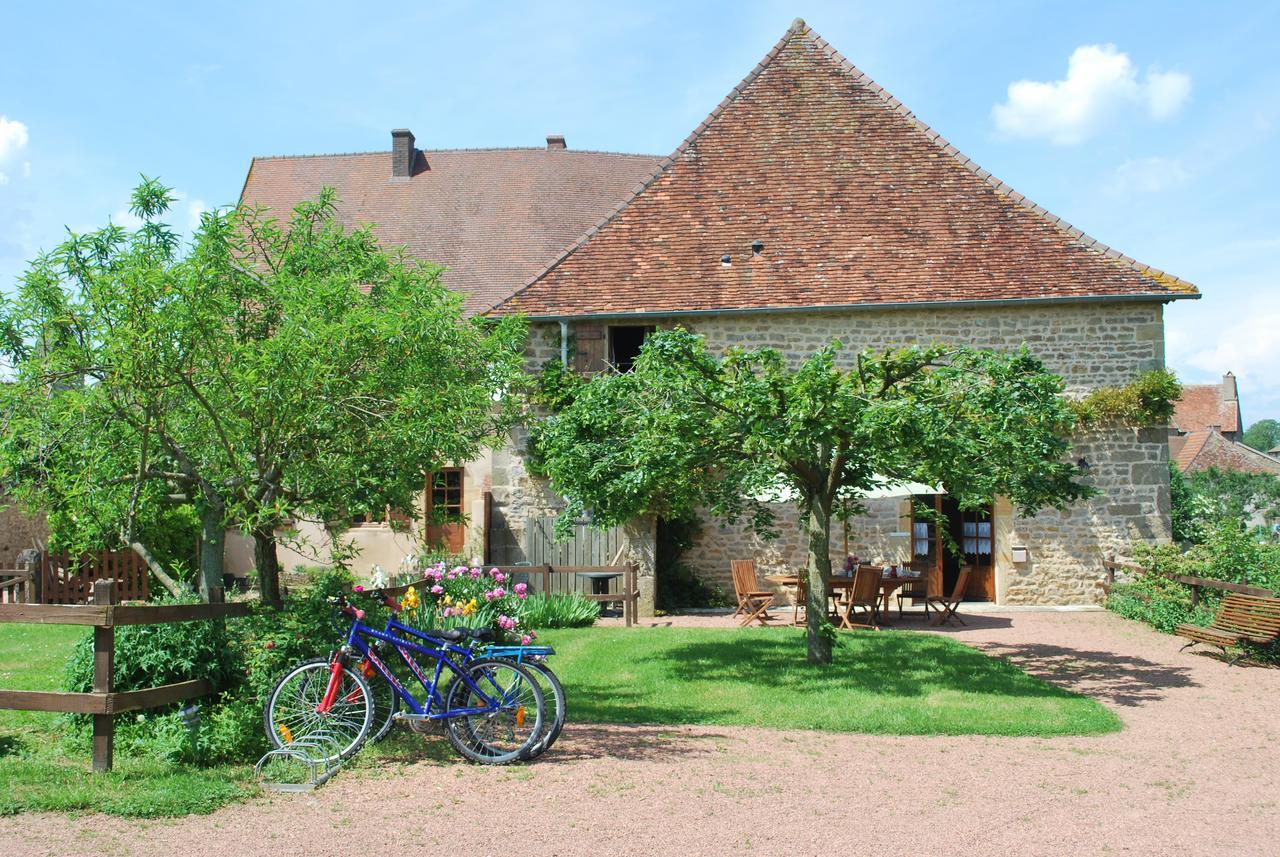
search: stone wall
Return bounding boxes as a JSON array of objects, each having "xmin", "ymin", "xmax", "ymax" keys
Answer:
[
  {"xmin": 0, "ymin": 498, "xmax": 46, "ymax": 568},
  {"xmin": 489, "ymin": 300, "xmax": 1172, "ymax": 608}
]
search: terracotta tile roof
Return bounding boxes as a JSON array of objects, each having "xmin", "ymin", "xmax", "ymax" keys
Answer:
[
  {"xmin": 495, "ymin": 19, "xmax": 1199, "ymax": 319},
  {"xmin": 240, "ymin": 147, "xmax": 661, "ymax": 314},
  {"xmin": 1172, "ymin": 380, "xmax": 1241, "ymax": 435},
  {"xmin": 1174, "ymin": 429, "xmax": 1280, "ymax": 476}
]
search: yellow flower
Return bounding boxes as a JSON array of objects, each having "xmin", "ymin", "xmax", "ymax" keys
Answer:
[
  {"xmin": 443, "ymin": 594, "xmax": 453, "ymax": 605},
  {"xmin": 401, "ymin": 587, "xmax": 420, "ymax": 610}
]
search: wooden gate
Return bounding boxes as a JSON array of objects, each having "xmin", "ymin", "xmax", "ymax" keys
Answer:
[{"xmin": 40, "ymin": 550, "xmax": 149, "ymax": 604}]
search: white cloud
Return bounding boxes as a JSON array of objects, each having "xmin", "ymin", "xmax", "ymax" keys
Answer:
[
  {"xmin": 0, "ymin": 114, "xmax": 30, "ymax": 184},
  {"xmin": 1168, "ymin": 300, "xmax": 1280, "ymax": 423},
  {"xmin": 1111, "ymin": 156, "xmax": 1189, "ymax": 193},
  {"xmin": 992, "ymin": 45, "xmax": 1191, "ymax": 145},
  {"xmin": 185, "ymin": 197, "xmax": 208, "ymax": 232}
]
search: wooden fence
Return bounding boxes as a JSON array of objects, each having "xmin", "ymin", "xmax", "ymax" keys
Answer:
[
  {"xmin": 38, "ymin": 550, "xmax": 149, "ymax": 604},
  {"xmin": 387, "ymin": 564, "xmax": 641, "ymax": 627},
  {"xmin": 0, "ymin": 579, "xmax": 249, "ymax": 771},
  {"xmin": 485, "ymin": 498, "xmax": 627, "ymax": 570},
  {"xmin": 0, "ymin": 569, "xmax": 31, "ymax": 604},
  {"xmin": 1102, "ymin": 554, "xmax": 1276, "ymax": 605}
]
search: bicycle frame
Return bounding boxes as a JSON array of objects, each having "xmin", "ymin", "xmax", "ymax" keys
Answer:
[{"xmin": 341, "ymin": 616, "xmax": 509, "ymax": 720}]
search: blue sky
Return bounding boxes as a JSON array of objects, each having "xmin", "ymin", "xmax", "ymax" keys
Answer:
[{"xmin": 2, "ymin": 1, "xmax": 1277, "ymax": 422}]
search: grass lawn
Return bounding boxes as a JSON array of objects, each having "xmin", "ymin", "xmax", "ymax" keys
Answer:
[
  {"xmin": 539, "ymin": 626, "xmax": 1121, "ymax": 736},
  {"xmin": 0, "ymin": 624, "xmax": 253, "ymax": 817},
  {"xmin": 0, "ymin": 620, "xmax": 1118, "ymax": 817}
]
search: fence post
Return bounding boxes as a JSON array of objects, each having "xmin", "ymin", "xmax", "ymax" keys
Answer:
[
  {"xmin": 543, "ymin": 565, "xmax": 552, "ymax": 597},
  {"xmin": 91, "ymin": 578, "xmax": 117, "ymax": 772},
  {"xmin": 626, "ymin": 564, "xmax": 636, "ymax": 628}
]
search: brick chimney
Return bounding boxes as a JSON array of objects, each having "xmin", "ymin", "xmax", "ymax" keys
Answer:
[
  {"xmin": 391, "ymin": 129, "xmax": 417, "ymax": 179},
  {"xmin": 546, "ymin": 134, "xmax": 567, "ymax": 150}
]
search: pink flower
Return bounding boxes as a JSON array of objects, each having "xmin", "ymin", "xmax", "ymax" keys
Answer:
[
  {"xmin": 492, "ymin": 586, "xmax": 505, "ymax": 598},
  {"xmin": 353, "ymin": 585, "xmax": 364, "ymax": 592},
  {"xmin": 520, "ymin": 634, "xmax": 532, "ymax": 645},
  {"xmin": 497, "ymin": 614, "xmax": 516, "ymax": 631},
  {"xmin": 514, "ymin": 582, "xmax": 528, "ymax": 598},
  {"xmin": 491, "ymin": 570, "xmax": 505, "ymax": 582},
  {"xmin": 483, "ymin": 590, "xmax": 495, "ymax": 602},
  {"xmin": 430, "ymin": 585, "xmax": 443, "ymax": 595},
  {"xmin": 469, "ymin": 568, "xmax": 482, "ymax": 579},
  {"xmin": 453, "ymin": 565, "xmax": 467, "ymax": 574}
]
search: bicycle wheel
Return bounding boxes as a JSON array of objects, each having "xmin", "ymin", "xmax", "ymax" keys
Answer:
[
  {"xmin": 521, "ymin": 661, "xmax": 566, "ymax": 759},
  {"xmin": 264, "ymin": 656, "xmax": 373, "ymax": 763},
  {"xmin": 443, "ymin": 658, "xmax": 544, "ymax": 765}
]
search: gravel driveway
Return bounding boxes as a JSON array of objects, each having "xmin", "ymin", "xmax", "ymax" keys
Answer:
[{"xmin": 4, "ymin": 610, "xmax": 1277, "ymax": 857}]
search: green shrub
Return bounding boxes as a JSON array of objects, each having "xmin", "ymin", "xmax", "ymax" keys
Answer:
[
  {"xmin": 518, "ymin": 592, "xmax": 600, "ymax": 629},
  {"xmin": 63, "ymin": 592, "xmax": 238, "ymax": 696},
  {"xmin": 61, "ymin": 568, "xmax": 365, "ymax": 766}
]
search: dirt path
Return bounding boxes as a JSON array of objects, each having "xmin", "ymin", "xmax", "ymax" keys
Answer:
[{"xmin": 4, "ymin": 611, "xmax": 1277, "ymax": 857}]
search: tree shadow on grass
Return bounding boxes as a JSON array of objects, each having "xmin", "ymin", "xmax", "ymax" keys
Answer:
[
  {"xmin": 649, "ymin": 631, "xmax": 1081, "ymax": 702},
  {"xmin": 966, "ymin": 641, "xmax": 1198, "ymax": 707}
]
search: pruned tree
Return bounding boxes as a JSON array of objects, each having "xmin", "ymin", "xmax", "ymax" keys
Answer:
[
  {"xmin": 0, "ymin": 179, "xmax": 527, "ymax": 602},
  {"xmin": 533, "ymin": 329, "xmax": 1093, "ymax": 663}
]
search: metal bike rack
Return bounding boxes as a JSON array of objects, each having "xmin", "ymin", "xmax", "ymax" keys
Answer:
[{"xmin": 254, "ymin": 727, "xmax": 351, "ymax": 793}]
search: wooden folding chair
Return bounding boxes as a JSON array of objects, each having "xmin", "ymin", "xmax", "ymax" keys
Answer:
[
  {"xmin": 730, "ymin": 560, "xmax": 777, "ymax": 627},
  {"xmin": 792, "ymin": 574, "xmax": 808, "ymax": 626},
  {"xmin": 926, "ymin": 566, "xmax": 972, "ymax": 627},
  {"xmin": 897, "ymin": 577, "xmax": 927, "ymax": 618},
  {"xmin": 834, "ymin": 566, "xmax": 882, "ymax": 630}
]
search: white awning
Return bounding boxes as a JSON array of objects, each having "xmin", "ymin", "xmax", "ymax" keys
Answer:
[{"xmin": 749, "ymin": 478, "xmax": 944, "ymax": 504}]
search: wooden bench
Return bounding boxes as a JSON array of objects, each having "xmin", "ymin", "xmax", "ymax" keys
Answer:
[{"xmin": 1176, "ymin": 593, "xmax": 1280, "ymax": 665}]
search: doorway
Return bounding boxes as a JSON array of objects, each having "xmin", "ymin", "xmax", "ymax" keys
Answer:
[{"xmin": 911, "ymin": 496, "xmax": 994, "ymax": 601}]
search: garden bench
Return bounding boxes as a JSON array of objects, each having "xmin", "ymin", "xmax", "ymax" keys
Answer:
[{"xmin": 1176, "ymin": 593, "xmax": 1280, "ymax": 665}]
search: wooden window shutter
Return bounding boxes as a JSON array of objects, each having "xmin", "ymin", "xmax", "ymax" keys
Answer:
[{"xmin": 573, "ymin": 324, "xmax": 608, "ymax": 375}]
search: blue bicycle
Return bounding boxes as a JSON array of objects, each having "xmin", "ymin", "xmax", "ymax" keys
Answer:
[
  {"xmin": 353, "ymin": 591, "xmax": 566, "ymax": 761},
  {"xmin": 264, "ymin": 595, "xmax": 545, "ymax": 765}
]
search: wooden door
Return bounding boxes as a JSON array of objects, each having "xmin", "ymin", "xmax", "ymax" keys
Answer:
[
  {"xmin": 911, "ymin": 495, "xmax": 943, "ymax": 597},
  {"xmin": 426, "ymin": 468, "xmax": 465, "ymax": 554},
  {"xmin": 913, "ymin": 496, "xmax": 994, "ymax": 601},
  {"xmin": 957, "ymin": 506, "xmax": 995, "ymax": 601}
]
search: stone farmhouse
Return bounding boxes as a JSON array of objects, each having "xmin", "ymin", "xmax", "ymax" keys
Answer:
[
  {"xmin": 1170, "ymin": 373, "xmax": 1280, "ymax": 477},
  {"xmin": 234, "ymin": 20, "xmax": 1199, "ymax": 612}
]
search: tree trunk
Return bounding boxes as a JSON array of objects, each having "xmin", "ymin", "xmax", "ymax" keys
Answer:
[
  {"xmin": 254, "ymin": 526, "xmax": 282, "ymax": 605},
  {"xmin": 198, "ymin": 499, "xmax": 225, "ymax": 602},
  {"xmin": 130, "ymin": 541, "xmax": 187, "ymax": 598},
  {"xmin": 804, "ymin": 495, "xmax": 835, "ymax": 664}
]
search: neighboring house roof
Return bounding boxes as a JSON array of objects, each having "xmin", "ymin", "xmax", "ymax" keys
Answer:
[
  {"xmin": 495, "ymin": 19, "xmax": 1199, "ymax": 319},
  {"xmin": 239, "ymin": 145, "xmax": 661, "ymax": 314},
  {"xmin": 1173, "ymin": 428, "xmax": 1280, "ymax": 476},
  {"xmin": 1172, "ymin": 374, "xmax": 1242, "ymax": 435}
]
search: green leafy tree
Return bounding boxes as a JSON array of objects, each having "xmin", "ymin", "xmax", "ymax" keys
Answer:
[
  {"xmin": 0, "ymin": 179, "xmax": 527, "ymax": 601},
  {"xmin": 1242, "ymin": 419, "xmax": 1280, "ymax": 453},
  {"xmin": 1184, "ymin": 467, "xmax": 1280, "ymax": 531},
  {"xmin": 533, "ymin": 329, "xmax": 1092, "ymax": 663}
]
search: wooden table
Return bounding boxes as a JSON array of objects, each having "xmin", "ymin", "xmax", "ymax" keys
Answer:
[{"xmin": 765, "ymin": 573, "xmax": 926, "ymax": 625}]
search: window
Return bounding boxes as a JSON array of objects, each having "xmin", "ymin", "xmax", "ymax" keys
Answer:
[
  {"xmin": 428, "ymin": 468, "xmax": 464, "ymax": 525},
  {"xmin": 960, "ymin": 510, "xmax": 993, "ymax": 565},
  {"xmin": 608, "ymin": 325, "xmax": 654, "ymax": 372}
]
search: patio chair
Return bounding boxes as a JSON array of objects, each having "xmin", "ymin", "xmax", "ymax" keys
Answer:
[
  {"xmin": 896, "ymin": 576, "xmax": 927, "ymax": 618},
  {"xmin": 926, "ymin": 566, "xmax": 972, "ymax": 627},
  {"xmin": 792, "ymin": 574, "xmax": 807, "ymax": 626},
  {"xmin": 730, "ymin": 560, "xmax": 777, "ymax": 627},
  {"xmin": 834, "ymin": 566, "xmax": 882, "ymax": 630}
]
